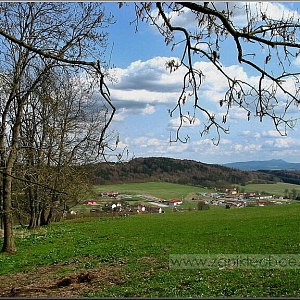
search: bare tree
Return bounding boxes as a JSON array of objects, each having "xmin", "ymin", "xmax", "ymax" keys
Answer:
[
  {"xmin": 0, "ymin": 2, "xmax": 115, "ymax": 253},
  {"xmin": 132, "ymin": 2, "xmax": 300, "ymax": 144},
  {"xmin": 18, "ymin": 68, "xmax": 116, "ymax": 228}
]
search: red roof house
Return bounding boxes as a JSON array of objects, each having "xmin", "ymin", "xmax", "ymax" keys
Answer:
[
  {"xmin": 84, "ymin": 200, "xmax": 98, "ymax": 205},
  {"xmin": 168, "ymin": 199, "xmax": 183, "ymax": 207}
]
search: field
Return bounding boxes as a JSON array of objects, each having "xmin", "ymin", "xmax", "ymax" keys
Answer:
[
  {"xmin": 238, "ymin": 182, "xmax": 300, "ymax": 196},
  {"xmin": 93, "ymin": 181, "xmax": 213, "ymax": 200},
  {"xmin": 93, "ymin": 181, "xmax": 300, "ymax": 199},
  {"xmin": 0, "ymin": 181, "xmax": 299, "ymax": 297}
]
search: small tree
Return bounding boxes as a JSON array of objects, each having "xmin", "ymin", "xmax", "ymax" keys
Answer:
[
  {"xmin": 284, "ymin": 188, "xmax": 289, "ymax": 199},
  {"xmin": 197, "ymin": 200, "xmax": 210, "ymax": 210},
  {"xmin": 291, "ymin": 188, "xmax": 298, "ymax": 200}
]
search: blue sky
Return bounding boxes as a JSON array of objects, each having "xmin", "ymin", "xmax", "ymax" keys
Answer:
[{"xmin": 101, "ymin": 2, "xmax": 300, "ymax": 165}]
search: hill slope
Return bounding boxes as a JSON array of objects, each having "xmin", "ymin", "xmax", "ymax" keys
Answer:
[
  {"xmin": 87, "ymin": 157, "xmax": 280, "ymax": 188},
  {"xmin": 258, "ymin": 169, "xmax": 300, "ymax": 185}
]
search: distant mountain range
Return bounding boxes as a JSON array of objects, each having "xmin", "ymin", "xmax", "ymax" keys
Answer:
[{"xmin": 223, "ymin": 159, "xmax": 300, "ymax": 171}]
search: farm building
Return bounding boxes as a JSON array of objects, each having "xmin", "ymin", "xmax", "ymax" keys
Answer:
[
  {"xmin": 102, "ymin": 191, "xmax": 119, "ymax": 197},
  {"xmin": 168, "ymin": 199, "xmax": 183, "ymax": 207},
  {"xmin": 84, "ymin": 200, "xmax": 98, "ymax": 205}
]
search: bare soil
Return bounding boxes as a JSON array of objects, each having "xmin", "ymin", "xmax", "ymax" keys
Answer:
[{"xmin": 0, "ymin": 261, "xmax": 124, "ymax": 298}]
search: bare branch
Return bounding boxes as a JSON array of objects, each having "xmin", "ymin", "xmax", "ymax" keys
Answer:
[{"xmin": 134, "ymin": 2, "xmax": 300, "ymax": 143}]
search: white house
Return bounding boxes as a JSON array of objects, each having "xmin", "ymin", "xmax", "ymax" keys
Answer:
[{"xmin": 168, "ymin": 199, "xmax": 183, "ymax": 208}]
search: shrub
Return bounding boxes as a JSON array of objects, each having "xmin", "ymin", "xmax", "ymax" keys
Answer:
[{"xmin": 197, "ymin": 201, "xmax": 210, "ymax": 210}]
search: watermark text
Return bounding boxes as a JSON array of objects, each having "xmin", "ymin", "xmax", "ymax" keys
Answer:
[{"xmin": 169, "ymin": 254, "xmax": 300, "ymax": 269}]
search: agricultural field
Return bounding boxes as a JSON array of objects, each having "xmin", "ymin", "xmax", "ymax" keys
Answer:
[
  {"xmin": 93, "ymin": 181, "xmax": 214, "ymax": 200},
  {"xmin": 0, "ymin": 199, "xmax": 299, "ymax": 297},
  {"xmin": 237, "ymin": 182, "xmax": 300, "ymax": 196}
]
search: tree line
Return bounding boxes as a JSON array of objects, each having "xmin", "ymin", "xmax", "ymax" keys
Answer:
[{"xmin": 259, "ymin": 170, "xmax": 300, "ymax": 186}]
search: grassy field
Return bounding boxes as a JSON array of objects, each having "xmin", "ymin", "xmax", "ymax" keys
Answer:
[
  {"xmin": 0, "ymin": 203, "xmax": 299, "ymax": 297},
  {"xmin": 93, "ymin": 181, "xmax": 300, "ymax": 199},
  {"xmin": 93, "ymin": 182, "xmax": 213, "ymax": 200},
  {"xmin": 238, "ymin": 182, "xmax": 300, "ymax": 196}
]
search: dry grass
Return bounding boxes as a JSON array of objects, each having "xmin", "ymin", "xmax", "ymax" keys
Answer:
[{"xmin": 0, "ymin": 260, "xmax": 124, "ymax": 298}]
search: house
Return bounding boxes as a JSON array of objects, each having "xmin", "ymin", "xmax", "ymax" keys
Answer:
[
  {"xmin": 168, "ymin": 199, "xmax": 183, "ymax": 208},
  {"xmin": 102, "ymin": 191, "xmax": 119, "ymax": 198},
  {"xmin": 84, "ymin": 200, "xmax": 98, "ymax": 205}
]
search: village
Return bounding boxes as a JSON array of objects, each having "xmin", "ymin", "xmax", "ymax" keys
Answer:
[
  {"xmin": 66, "ymin": 187, "xmax": 291, "ymax": 218},
  {"xmin": 196, "ymin": 188, "xmax": 288, "ymax": 208}
]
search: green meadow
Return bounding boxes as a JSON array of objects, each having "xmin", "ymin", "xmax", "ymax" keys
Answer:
[
  {"xmin": 238, "ymin": 182, "xmax": 300, "ymax": 196},
  {"xmin": 0, "ymin": 195, "xmax": 299, "ymax": 297},
  {"xmin": 94, "ymin": 181, "xmax": 300, "ymax": 199},
  {"xmin": 93, "ymin": 181, "xmax": 214, "ymax": 200}
]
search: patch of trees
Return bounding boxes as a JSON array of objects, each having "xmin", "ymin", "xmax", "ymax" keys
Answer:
[
  {"xmin": 0, "ymin": 3, "xmax": 116, "ymax": 254},
  {"xmin": 258, "ymin": 170, "xmax": 300, "ymax": 185}
]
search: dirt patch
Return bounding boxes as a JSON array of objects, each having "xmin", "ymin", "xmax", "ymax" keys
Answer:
[{"xmin": 0, "ymin": 261, "xmax": 124, "ymax": 297}]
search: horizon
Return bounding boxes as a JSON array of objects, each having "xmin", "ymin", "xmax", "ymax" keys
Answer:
[{"xmin": 122, "ymin": 155, "xmax": 300, "ymax": 166}]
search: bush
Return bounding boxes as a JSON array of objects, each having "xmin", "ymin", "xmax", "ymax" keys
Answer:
[{"xmin": 197, "ymin": 201, "xmax": 210, "ymax": 210}]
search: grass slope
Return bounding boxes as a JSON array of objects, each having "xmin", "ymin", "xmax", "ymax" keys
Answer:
[
  {"xmin": 239, "ymin": 182, "xmax": 300, "ymax": 196},
  {"xmin": 93, "ymin": 182, "xmax": 213, "ymax": 200},
  {"xmin": 93, "ymin": 181, "xmax": 300, "ymax": 199},
  {"xmin": 0, "ymin": 204, "xmax": 299, "ymax": 297}
]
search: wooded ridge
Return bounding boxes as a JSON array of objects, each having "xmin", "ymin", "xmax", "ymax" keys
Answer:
[{"xmin": 87, "ymin": 157, "xmax": 283, "ymax": 188}]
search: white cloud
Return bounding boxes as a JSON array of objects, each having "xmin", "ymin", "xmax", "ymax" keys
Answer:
[
  {"xmin": 128, "ymin": 135, "xmax": 190, "ymax": 155},
  {"xmin": 234, "ymin": 144, "xmax": 243, "ymax": 152},
  {"xmin": 113, "ymin": 105, "xmax": 155, "ymax": 122},
  {"xmin": 265, "ymin": 137, "xmax": 300, "ymax": 149},
  {"xmin": 168, "ymin": 116, "xmax": 201, "ymax": 128},
  {"xmin": 113, "ymin": 109, "xmax": 126, "ymax": 122},
  {"xmin": 224, "ymin": 2, "xmax": 299, "ymax": 27},
  {"xmin": 293, "ymin": 55, "xmax": 300, "ymax": 67},
  {"xmin": 109, "ymin": 55, "xmax": 299, "ymax": 128},
  {"xmin": 150, "ymin": 2, "xmax": 299, "ymax": 33},
  {"xmin": 261, "ymin": 130, "xmax": 282, "ymax": 138},
  {"xmin": 244, "ymin": 143, "xmax": 262, "ymax": 152},
  {"xmin": 257, "ymin": 2, "xmax": 300, "ymax": 21},
  {"xmin": 110, "ymin": 57, "xmax": 183, "ymax": 93},
  {"xmin": 242, "ymin": 131, "xmax": 261, "ymax": 139},
  {"xmin": 141, "ymin": 104, "xmax": 156, "ymax": 115}
]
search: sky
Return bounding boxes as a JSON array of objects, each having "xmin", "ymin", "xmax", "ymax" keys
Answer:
[{"xmin": 99, "ymin": 2, "xmax": 300, "ymax": 165}]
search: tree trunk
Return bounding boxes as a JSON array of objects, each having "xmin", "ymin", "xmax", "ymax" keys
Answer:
[
  {"xmin": 45, "ymin": 207, "xmax": 53, "ymax": 225},
  {"xmin": 28, "ymin": 187, "xmax": 37, "ymax": 229},
  {"xmin": 35, "ymin": 202, "xmax": 42, "ymax": 227},
  {"xmin": 1, "ymin": 172, "xmax": 16, "ymax": 254},
  {"xmin": 1, "ymin": 95, "xmax": 25, "ymax": 253},
  {"xmin": 28, "ymin": 207, "xmax": 37, "ymax": 229},
  {"xmin": 40, "ymin": 208, "xmax": 46, "ymax": 226}
]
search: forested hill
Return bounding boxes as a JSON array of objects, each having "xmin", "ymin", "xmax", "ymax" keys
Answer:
[{"xmin": 87, "ymin": 157, "xmax": 280, "ymax": 188}]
